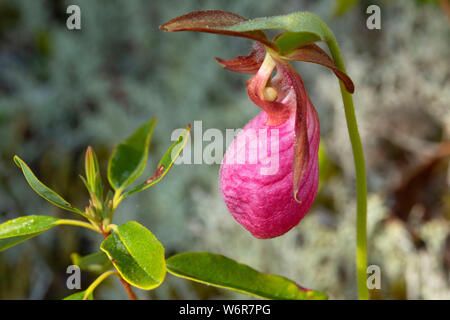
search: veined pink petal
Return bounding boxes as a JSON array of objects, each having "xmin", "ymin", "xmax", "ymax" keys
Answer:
[{"xmin": 220, "ymin": 51, "xmax": 320, "ymax": 239}]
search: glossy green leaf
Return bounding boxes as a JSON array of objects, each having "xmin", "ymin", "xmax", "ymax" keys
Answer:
[
  {"xmin": 166, "ymin": 252, "xmax": 327, "ymax": 300},
  {"xmin": 14, "ymin": 156, "xmax": 82, "ymax": 214},
  {"xmin": 0, "ymin": 215, "xmax": 60, "ymax": 251},
  {"xmin": 108, "ymin": 118, "xmax": 157, "ymax": 191},
  {"xmin": 123, "ymin": 124, "xmax": 191, "ymax": 197},
  {"xmin": 63, "ymin": 291, "xmax": 93, "ymax": 300},
  {"xmin": 100, "ymin": 221, "xmax": 166, "ymax": 290},
  {"xmin": 71, "ymin": 251, "xmax": 113, "ymax": 274}
]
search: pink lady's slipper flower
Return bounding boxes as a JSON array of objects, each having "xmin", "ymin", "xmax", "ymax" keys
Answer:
[{"xmin": 161, "ymin": 11, "xmax": 354, "ymax": 238}]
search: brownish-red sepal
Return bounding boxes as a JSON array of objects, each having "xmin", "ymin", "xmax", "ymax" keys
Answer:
[
  {"xmin": 288, "ymin": 66, "xmax": 312, "ymax": 203},
  {"xmin": 286, "ymin": 44, "xmax": 355, "ymax": 94},
  {"xmin": 215, "ymin": 43, "xmax": 266, "ymax": 74},
  {"xmin": 159, "ymin": 10, "xmax": 277, "ymax": 51}
]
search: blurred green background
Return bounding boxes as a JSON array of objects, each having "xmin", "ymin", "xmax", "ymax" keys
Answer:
[{"xmin": 0, "ymin": 0, "xmax": 449, "ymax": 299}]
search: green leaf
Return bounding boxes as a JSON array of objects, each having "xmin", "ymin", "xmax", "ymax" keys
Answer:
[
  {"xmin": 166, "ymin": 252, "xmax": 327, "ymax": 300},
  {"xmin": 85, "ymin": 146, "xmax": 99, "ymax": 191},
  {"xmin": 100, "ymin": 221, "xmax": 166, "ymax": 290},
  {"xmin": 71, "ymin": 251, "xmax": 113, "ymax": 274},
  {"xmin": 227, "ymin": 12, "xmax": 327, "ymax": 38},
  {"xmin": 63, "ymin": 291, "xmax": 94, "ymax": 300},
  {"xmin": 84, "ymin": 146, "xmax": 103, "ymax": 202},
  {"xmin": 108, "ymin": 118, "xmax": 157, "ymax": 191},
  {"xmin": 123, "ymin": 124, "xmax": 191, "ymax": 197},
  {"xmin": 225, "ymin": 12, "xmax": 330, "ymax": 54},
  {"xmin": 14, "ymin": 156, "xmax": 82, "ymax": 215},
  {"xmin": 275, "ymin": 32, "xmax": 322, "ymax": 54},
  {"xmin": 0, "ymin": 215, "xmax": 60, "ymax": 251}
]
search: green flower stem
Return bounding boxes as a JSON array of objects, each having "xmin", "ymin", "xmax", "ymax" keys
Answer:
[
  {"xmin": 55, "ymin": 219, "xmax": 100, "ymax": 233},
  {"xmin": 83, "ymin": 270, "xmax": 117, "ymax": 300},
  {"xmin": 325, "ymin": 33, "xmax": 369, "ymax": 300}
]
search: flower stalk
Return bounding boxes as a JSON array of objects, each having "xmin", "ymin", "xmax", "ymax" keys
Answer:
[{"xmin": 326, "ymin": 32, "xmax": 369, "ymax": 301}]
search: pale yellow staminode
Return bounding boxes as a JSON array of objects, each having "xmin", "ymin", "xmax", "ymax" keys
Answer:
[{"xmin": 263, "ymin": 86, "xmax": 278, "ymax": 102}]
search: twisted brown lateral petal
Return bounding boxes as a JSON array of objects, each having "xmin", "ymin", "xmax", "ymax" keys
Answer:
[
  {"xmin": 278, "ymin": 62, "xmax": 313, "ymax": 202},
  {"xmin": 215, "ymin": 43, "xmax": 266, "ymax": 74},
  {"xmin": 286, "ymin": 44, "xmax": 354, "ymax": 93},
  {"xmin": 159, "ymin": 10, "xmax": 277, "ymax": 50}
]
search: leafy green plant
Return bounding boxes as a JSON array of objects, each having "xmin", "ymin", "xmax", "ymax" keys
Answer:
[{"xmin": 0, "ymin": 118, "xmax": 326, "ymax": 300}]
